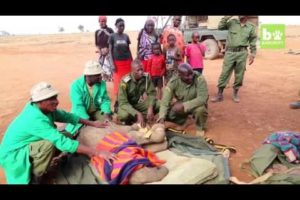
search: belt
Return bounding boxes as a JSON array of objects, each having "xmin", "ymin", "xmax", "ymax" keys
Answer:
[{"xmin": 226, "ymin": 46, "xmax": 247, "ymax": 52}]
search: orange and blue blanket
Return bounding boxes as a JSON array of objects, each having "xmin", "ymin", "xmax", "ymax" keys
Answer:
[{"xmin": 91, "ymin": 132, "xmax": 165, "ymax": 184}]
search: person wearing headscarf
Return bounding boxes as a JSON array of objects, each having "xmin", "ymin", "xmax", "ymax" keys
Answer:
[
  {"xmin": 95, "ymin": 16, "xmax": 114, "ymax": 54},
  {"xmin": 137, "ymin": 19, "xmax": 159, "ymax": 72}
]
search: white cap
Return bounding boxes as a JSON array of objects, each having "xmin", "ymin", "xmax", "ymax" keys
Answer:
[
  {"xmin": 83, "ymin": 60, "xmax": 104, "ymax": 75},
  {"xmin": 30, "ymin": 82, "xmax": 59, "ymax": 102}
]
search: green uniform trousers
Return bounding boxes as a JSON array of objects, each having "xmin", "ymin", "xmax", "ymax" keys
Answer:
[
  {"xmin": 166, "ymin": 104, "xmax": 208, "ymax": 131},
  {"xmin": 29, "ymin": 131, "xmax": 74, "ymax": 181},
  {"xmin": 217, "ymin": 51, "xmax": 248, "ymax": 89},
  {"xmin": 117, "ymin": 99, "xmax": 160, "ymax": 123},
  {"xmin": 29, "ymin": 140, "xmax": 56, "ymax": 179}
]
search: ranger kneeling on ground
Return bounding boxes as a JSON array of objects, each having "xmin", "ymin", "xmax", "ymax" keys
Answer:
[{"xmin": 0, "ymin": 82, "xmax": 116, "ymax": 184}]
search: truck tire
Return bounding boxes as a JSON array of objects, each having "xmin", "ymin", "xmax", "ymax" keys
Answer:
[{"xmin": 203, "ymin": 39, "xmax": 219, "ymax": 60}]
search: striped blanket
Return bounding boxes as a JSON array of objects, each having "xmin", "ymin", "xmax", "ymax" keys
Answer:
[{"xmin": 91, "ymin": 132, "xmax": 165, "ymax": 184}]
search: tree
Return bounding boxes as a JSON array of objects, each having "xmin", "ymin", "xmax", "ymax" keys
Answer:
[
  {"xmin": 58, "ymin": 27, "xmax": 64, "ymax": 32},
  {"xmin": 0, "ymin": 30, "xmax": 10, "ymax": 36},
  {"xmin": 78, "ymin": 25, "xmax": 84, "ymax": 32}
]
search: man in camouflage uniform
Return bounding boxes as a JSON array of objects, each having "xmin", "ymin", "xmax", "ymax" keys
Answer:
[
  {"xmin": 117, "ymin": 59, "xmax": 159, "ymax": 127},
  {"xmin": 211, "ymin": 16, "xmax": 257, "ymax": 103},
  {"xmin": 158, "ymin": 63, "xmax": 208, "ymax": 136}
]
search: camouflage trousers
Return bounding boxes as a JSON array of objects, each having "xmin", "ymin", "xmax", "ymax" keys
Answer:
[
  {"xmin": 29, "ymin": 131, "xmax": 73, "ymax": 182},
  {"xmin": 217, "ymin": 50, "xmax": 248, "ymax": 89},
  {"xmin": 166, "ymin": 104, "xmax": 208, "ymax": 131},
  {"xmin": 117, "ymin": 99, "xmax": 160, "ymax": 124}
]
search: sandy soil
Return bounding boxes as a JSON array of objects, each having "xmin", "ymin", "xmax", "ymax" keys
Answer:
[{"xmin": 1, "ymin": 26, "xmax": 300, "ymax": 184}]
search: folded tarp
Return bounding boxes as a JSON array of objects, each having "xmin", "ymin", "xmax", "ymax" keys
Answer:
[{"xmin": 148, "ymin": 150, "xmax": 218, "ymax": 184}]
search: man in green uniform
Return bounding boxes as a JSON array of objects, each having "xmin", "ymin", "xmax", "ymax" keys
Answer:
[
  {"xmin": 117, "ymin": 59, "xmax": 159, "ymax": 128},
  {"xmin": 211, "ymin": 16, "xmax": 257, "ymax": 103},
  {"xmin": 0, "ymin": 82, "xmax": 116, "ymax": 184},
  {"xmin": 65, "ymin": 60, "xmax": 112, "ymax": 135},
  {"xmin": 158, "ymin": 63, "xmax": 208, "ymax": 136}
]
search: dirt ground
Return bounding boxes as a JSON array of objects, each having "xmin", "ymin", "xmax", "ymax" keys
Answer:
[{"xmin": 1, "ymin": 26, "xmax": 300, "ymax": 184}]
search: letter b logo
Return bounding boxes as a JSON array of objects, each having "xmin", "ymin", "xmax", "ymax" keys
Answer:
[
  {"xmin": 262, "ymin": 28, "xmax": 272, "ymax": 40},
  {"xmin": 260, "ymin": 24, "xmax": 285, "ymax": 49}
]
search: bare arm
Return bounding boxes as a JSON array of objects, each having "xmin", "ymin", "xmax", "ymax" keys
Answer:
[
  {"xmin": 127, "ymin": 35, "xmax": 133, "ymax": 60},
  {"xmin": 79, "ymin": 118, "xmax": 108, "ymax": 128},
  {"xmin": 77, "ymin": 144, "xmax": 117, "ymax": 165},
  {"xmin": 95, "ymin": 30, "xmax": 98, "ymax": 47},
  {"xmin": 137, "ymin": 31, "xmax": 141, "ymax": 59},
  {"xmin": 108, "ymin": 43, "xmax": 115, "ymax": 71},
  {"xmin": 108, "ymin": 35, "xmax": 115, "ymax": 71}
]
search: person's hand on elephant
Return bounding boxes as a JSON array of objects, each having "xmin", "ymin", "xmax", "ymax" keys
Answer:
[
  {"xmin": 146, "ymin": 106, "xmax": 154, "ymax": 123},
  {"xmin": 92, "ymin": 121, "xmax": 109, "ymax": 128},
  {"xmin": 157, "ymin": 118, "xmax": 165, "ymax": 124},
  {"xmin": 136, "ymin": 112, "xmax": 146, "ymax": 128},
  {"xmin": 95, "ymin": 150, "xmax": 117, "ymax": 165}
]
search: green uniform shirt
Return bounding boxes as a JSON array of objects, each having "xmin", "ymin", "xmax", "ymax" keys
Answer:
[
  {"xmin": 219, "ymin": 17, "xmax": 257, "ymax": 56},
  {"xmin": 0, "ymin": 103, "xmax": 80, "ymax": 184},
  {"xmin": 65, "ymin": 75, "xmax": 112, "ymax": 134},
  {"xmin": 159, "ymin": 73, "xmax": 208, "ymax": 120},
  {"xmin": 118, "ymin": 73, "xmax": 156, "ymax": 116},
  {"xmin": 86, "ymin": 83, "xmax": 97, "ymax": 114}
]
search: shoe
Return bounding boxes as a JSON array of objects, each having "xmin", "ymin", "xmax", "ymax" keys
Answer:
[
  {"xmin": 211, "ymin": 94, "xmax": 223, "ymax": 103},
  {"xmin": 290, "ymin": 101, "xmax": 300, "ymax": 109},
  {"xmin": 232, "ymin": 89, "xmax": 240, "ymax": 103},
  {"xmin": 232, "ymin": 94, "xmax": 240, "ymax": 103}
]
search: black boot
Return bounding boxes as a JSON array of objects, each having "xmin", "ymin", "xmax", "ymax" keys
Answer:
[{"xmin": 211, "ymin": 88, "xmax": 224, "ymax": 103}]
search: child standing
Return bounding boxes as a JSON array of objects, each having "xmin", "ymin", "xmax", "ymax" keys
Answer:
[
  {"xmin": 163, "ymin": 34, "xmax": 182, "ymax": 82},
  {"xmin": 146, "ymin": 43, "xmax": 166, "ymax": 100},
  {"xmin": 185, "ymin": 31, "xmax": 206, "ymax": 74}
]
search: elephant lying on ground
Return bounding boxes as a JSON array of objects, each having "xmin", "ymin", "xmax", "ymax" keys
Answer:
[{"xmin": 77, "ymin": 122, "xmax": 169, "ymax": 184}]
